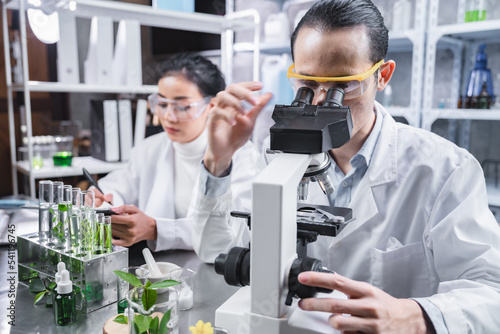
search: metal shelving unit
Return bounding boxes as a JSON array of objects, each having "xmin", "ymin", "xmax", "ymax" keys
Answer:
[
  {"xmin": 423, "ymin": 0, "xmax": 500, "ymax": 208},
  {"xmin": 2, "ymin": 0, "xmax": 260, "ymax": 197}
]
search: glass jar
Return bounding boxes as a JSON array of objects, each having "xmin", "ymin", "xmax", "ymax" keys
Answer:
[{"xmin": 126, "ymin": 287, "xmax": 179, "ymax": 334}]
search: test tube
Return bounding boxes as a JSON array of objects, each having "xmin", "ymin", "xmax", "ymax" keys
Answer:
[
  {"xmin": 50, "ymin": 181, "xmax": 64, "ymax": 246},
  {"xmin": 69, "ymin": 188, "xmax": 81, "ymax": 249},
  {"xmin": 38, "ymin": 180, "xmax": 53, "ymax": 241},
  {"xmin": 80, "ymin": 190, "xmax": 95, "ymax": 252},
  {"xmin": 58, "ymin": 185, "xmax": 72, "ymax": 246},
  {"xmin": 103, "ymin": 216, "xmax": 112, "ymax": 253},
  {"xmin": 94, "ymin": 213, "xmax": 104, "ymax": 254}
]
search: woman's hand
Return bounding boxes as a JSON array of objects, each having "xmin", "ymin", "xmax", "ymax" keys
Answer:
[
  {"xmin": 204, "ymin": 81, "xmax": 272, "ymax": 176},
  {"xmin": 110, "ymin": 205, "xmax": 157, "ymax": 247},
  {"xmin": 89, "ymin": 187, "xmax": 113, "ymax": 208},
  {"xmin": 298, "ymin": 271, "xmax": 433, "ymax": 334}
]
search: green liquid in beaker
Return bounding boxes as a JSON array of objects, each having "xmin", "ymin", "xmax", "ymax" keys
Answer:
[
  {"xmin": 117, "ymin": 298, "xmax": 128, "ymax": 314},
  {"xmin": 53, "ymin": 151, "xmax": 73, "ymax": 167}
]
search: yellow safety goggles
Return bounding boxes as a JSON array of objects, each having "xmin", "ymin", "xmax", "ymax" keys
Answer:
[{"xmin": 287, "ymin": 59, "xmax": 385, "ymax": 101}]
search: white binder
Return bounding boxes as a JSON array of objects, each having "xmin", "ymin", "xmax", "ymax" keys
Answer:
[
  {"xmin": 112, "ymin": 20, "xmax": 142, "ymax": 86},
  {"xmin": 84, "ymin": 16, "xmax": 113, "ymax": 85},
  {"xmin": 117, "ymin": 100, "xmax": 133, "ymax": 162}
]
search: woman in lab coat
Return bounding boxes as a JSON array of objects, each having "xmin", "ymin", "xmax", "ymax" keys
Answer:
[{"xmin": 92, "ymin": 53, "xmax": 259, "ymax": 252}]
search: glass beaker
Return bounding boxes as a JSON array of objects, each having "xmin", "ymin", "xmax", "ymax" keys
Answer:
[
  {"xmin": 126, "ymin": 287, "xmax": 179, "ymax": 334},
  {"xmin": 116, "ymin": 266, "xmax": 149, "ymax": 314},
  {"xmin": 53, "ymin": 135, "xmax": 74, "ymax": 167}
]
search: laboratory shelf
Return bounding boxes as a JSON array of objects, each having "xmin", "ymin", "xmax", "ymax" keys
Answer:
[
  {"xmin": 386, "ymin": 107, "xmax": 420, "ymax": 128},
  {"xmin": 388, "ymin": 30, "xmax": 419, "ymax": 52},
  {"xmin": 421, "ymin": 109, "xmax": 500, "ymax": 131},
  {"xmin": 12, "ymin": 82, "xmax": 157, "ymax": 94},
  {"xmin": 16, "ymin": 156, "xmax": 126, "ymax": 179},
  {"xmin": 429, "ymin": 20, "xmax": 500, "ymax": 43},
  {"xmin": 4, "ymin": 0, "xmax": 255, "ymax": 34},
  {"xmin": 234, "ymin": 41, "xmax": 290, "ymax": 54},
  {"xmin": 3, "ymin": 0, "xmax": 260, "ymax": 197}
]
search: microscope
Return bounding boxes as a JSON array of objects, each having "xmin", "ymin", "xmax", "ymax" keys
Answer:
[{"xmin": 214, "ymin": 87, "xmax": 355, "ymax": 333}]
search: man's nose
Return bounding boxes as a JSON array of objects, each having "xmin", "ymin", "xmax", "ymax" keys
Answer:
[{"xmin": 312, "ymin": 87, "xmax": 328, "ymax": 106}]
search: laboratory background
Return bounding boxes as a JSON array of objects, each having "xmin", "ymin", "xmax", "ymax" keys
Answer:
[
  {"xmin": 0, "ymin": 0, "xmax": 500, "ymax": 332},
  {"xmin": 1, "ymin": 0, "xmax": 500, "ymax": 214}
]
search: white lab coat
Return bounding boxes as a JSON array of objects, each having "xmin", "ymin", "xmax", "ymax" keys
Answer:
[
  {"xmin": 98, "ymin": 131, "xmax": 260, "ymax": 252},
  {"xmin": 192, "ymin": 103, "xmax": 500, "ymax": 333}
]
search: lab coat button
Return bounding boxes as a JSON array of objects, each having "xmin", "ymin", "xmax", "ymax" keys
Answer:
[{"xmin": 342, "ymin": 181, "xmax": 348, "ymax": 187}]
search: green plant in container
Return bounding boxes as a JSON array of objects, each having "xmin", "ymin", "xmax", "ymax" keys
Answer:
[{"xmin": 113, "ymin": 271, "xmax": 180, "ymax": 334}]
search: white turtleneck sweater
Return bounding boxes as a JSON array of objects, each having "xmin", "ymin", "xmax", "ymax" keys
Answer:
[{"xmin": 173, "ymin": 130, "xmax": 207, "ymax": 218}]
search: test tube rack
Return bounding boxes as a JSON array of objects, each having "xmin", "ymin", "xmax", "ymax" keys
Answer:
[{"xmin": 17, "ymin": 232, "xmax": 128, "ymax": 313}]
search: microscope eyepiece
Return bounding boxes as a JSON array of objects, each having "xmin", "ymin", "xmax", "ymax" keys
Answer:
[
  {"xmin": 291, "ymin": 87, "xmax": 315, "ymax": 107},
  {"xmin": 322, "ymin": 87, "xmax": 345, "ymax": 107}
]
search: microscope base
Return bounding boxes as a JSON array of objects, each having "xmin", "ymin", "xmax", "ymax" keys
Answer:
[{"xmin": 216, "ymin": 287, "xmax": 340, "ymax": 334}]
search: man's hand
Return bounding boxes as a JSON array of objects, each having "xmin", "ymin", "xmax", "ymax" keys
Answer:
[
  {"xmin": 298, "ymin": 272, "xmax": 433, "ymax": 334},
  {"xmin": 110, "ymin": 205, "xmax": 157, "ymax": 247},
  {"xmin": 89, "ymin": 187, "xmax": 113, "ymax": 208},
  {"xmin": 204, "ymin": 81, "xmax": 272, "ymax": 176}
]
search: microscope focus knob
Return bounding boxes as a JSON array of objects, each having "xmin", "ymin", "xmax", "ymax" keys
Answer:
[
  {"xmin": 214, "ymin": 247, "xmax": 251, "ymax": 287},
  {"xmin": 286, "ymin": 256, "xmax": 333, "ymax": 305}
]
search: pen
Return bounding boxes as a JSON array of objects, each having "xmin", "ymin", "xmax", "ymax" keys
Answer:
[{"xmin": 82, "ymin": 167, "xmax": 113, "ymax": 205}]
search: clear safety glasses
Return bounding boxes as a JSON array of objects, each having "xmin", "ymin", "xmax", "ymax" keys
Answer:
[
  {"xmin": 147, "ymin": 93, "xmax": 211, "ymax": 121},
  {"xmin": 287, "ymin": 59, "xmax": 385, "ymax": 100}
]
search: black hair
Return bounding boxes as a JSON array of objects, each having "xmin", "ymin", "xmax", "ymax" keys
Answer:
[
  {"xmin": 290, "ymin": 0, "xmax": 388, "ymax": 64},
  {"xmin": 156, "ymin": 53, "xmax": 226, "ymax": 97}
]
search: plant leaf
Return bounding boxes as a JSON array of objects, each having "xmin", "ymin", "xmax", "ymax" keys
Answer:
[
  {"xmin": 149, "ymin": 315, "xmax": 160, "ymax": 334},
  {"xmin": 158, "ymin": 309, "xmax": 171, "ymax": 334},
  {"xmin": 145, "ymin": 280, "xmax": 152, "ymax": 289},
  {"xmin": 34, "ymin": 291, "xmax": 47, "ymax": 305},
  {"xmin": 113, "ymin": 314, "xmax": 128, "ymax": 324},
  {"xmin": 113, "ymin": 270, "xmax": 143, "ymax": 287},
  {"xmin": 29, "ymin": 278, "xmax": 46, "ymax": 293},
  {"xmin": 142, "ymin": 287, "xmax": 158, "ymax": 311},
  {"xmin": 134, "ymin": 314, "xmax": 152, "ymax": 334},
  {"xmin": 149, "ymin": 279, "xmax": 181, "ymax": 290},
  {"xmin": 48, "ymin": 282, "xmax": 57, "ymax": 291}
]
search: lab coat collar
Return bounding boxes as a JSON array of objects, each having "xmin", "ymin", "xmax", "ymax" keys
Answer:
[{"xmin": 367, "ymin": 102, "xmax": 398, "ymax": 187}]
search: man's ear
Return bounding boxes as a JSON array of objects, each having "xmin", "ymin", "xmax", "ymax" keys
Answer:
[{"xmin": 377, "ymin": 60, "xmax": 396, "ymax": 91}]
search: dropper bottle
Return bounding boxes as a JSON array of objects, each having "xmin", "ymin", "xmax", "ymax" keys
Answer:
[
  {"xmin": 53, "ymin": 269, "xmax": 76, "ymax": 326},
  {"xmin": 55, "ymin": 262, "xmax": 66, "ymax": 284}
]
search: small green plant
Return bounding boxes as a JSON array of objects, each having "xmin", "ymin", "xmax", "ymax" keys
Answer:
[
  {"xmin": 29, "ymin": 277, "xmax": 56, "ymax": 308},
  {"xmin": 80, "ymin": 216, "xmax": 94, "ymax": 250},
  {"xmin": 50, "ymin": 208, "xmax": 64, "ymax": 243},
  {"xmin": 113, "ymin": 271, "xmax": 180, "ymax": 334}
]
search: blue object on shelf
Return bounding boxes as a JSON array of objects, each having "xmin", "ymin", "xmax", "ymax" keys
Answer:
[
  {"xmin": 466, "ymin": 44, "xmax": 494, "ymax": 99},
  {"xmin": 152, "ymin": 0, "xmax": 194, "ymax": 13}
]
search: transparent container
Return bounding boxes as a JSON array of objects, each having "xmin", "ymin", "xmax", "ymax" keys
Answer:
[
  {"xmin": 126, "ymin": 287, "xmax": 179, "ymax": 334},
  {"xmin": 53, "ymin": 135, "xmax": 74, "ymax": 167}
]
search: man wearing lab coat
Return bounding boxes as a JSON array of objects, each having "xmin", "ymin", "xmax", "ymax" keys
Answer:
[
  {"xmin": 191, "ymin": 0, "xmax": 500, "ymax": 333},
  {"xmin": 193, "ymin": 0, "xmax": 500, "ymax": 333}
]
